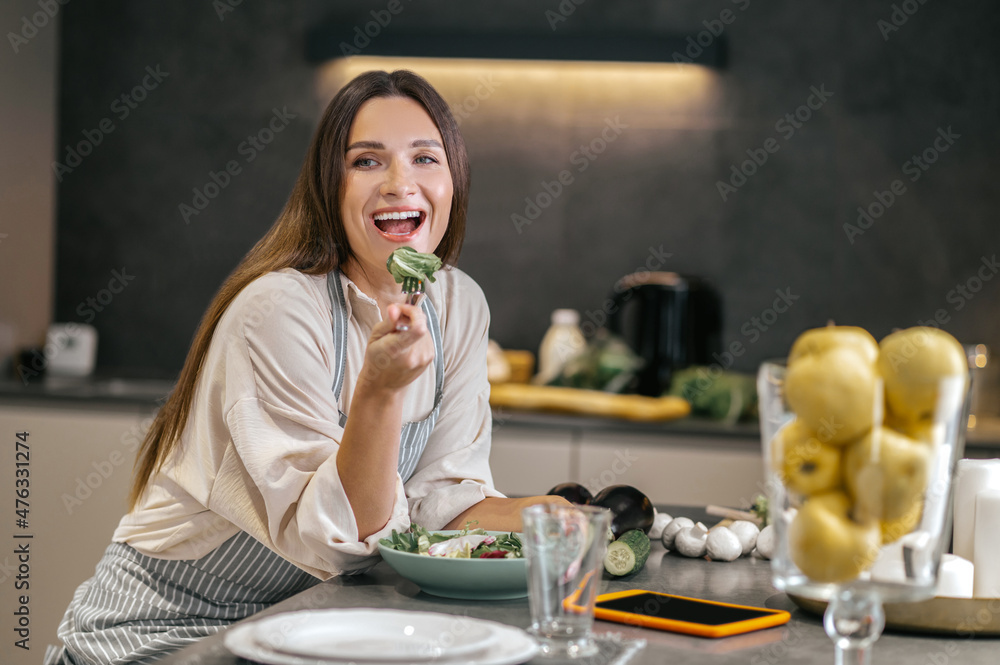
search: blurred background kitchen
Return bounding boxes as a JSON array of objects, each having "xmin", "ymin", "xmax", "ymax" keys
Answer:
[{"xmin": 1, "ymin": 0, "xmax": 999, "ymax": 655}]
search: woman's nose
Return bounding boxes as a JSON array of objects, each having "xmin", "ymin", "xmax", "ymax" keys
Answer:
[{"xmin": 380, "ymin": 162, "xmax": 416, "ymax": 198}]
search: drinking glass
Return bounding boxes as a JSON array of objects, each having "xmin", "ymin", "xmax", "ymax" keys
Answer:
[
  {"xmin": 758, "ymin": 360, "xmax": 970, "ymax": 665},
  {"xmin": 522, "ymin": 503, "xmax": 612, "ymax": 659}
]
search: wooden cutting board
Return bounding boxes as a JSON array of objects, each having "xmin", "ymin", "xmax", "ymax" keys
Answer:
[{"xmin": 489, "ymin": 383, "xmax": 691, "ymax": 422}]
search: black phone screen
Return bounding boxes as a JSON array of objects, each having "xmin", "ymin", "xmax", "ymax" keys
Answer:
[{"xmin": 595, "ymin": 593, "xmax": 776, "ymax": 626}]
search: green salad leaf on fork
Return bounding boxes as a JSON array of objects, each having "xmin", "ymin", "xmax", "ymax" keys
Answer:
[{"xmin": 386, "ymin": 246, "xmax": 442, "ymax": 295}]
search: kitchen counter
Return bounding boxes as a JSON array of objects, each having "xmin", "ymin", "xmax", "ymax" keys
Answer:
[
  {"xmin": 3, "ymin": 375, "xmax": 1000, "ymax": 449},
  {"xmin": 155, "ymin": 507, "xmax": 1000, "ymax": 665}
]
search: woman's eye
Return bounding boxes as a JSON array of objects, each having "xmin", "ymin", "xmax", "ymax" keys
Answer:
[
  {"xmin": 352, "ymin": 157, "xmax": 377, "ymax": 168},
  {"xmin": 415, "ymin": 155, "xmax": 439, "ymax": 165}
]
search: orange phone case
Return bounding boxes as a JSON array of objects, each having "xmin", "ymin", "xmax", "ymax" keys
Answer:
[{"xmin": 593, "ymin": 589, "xmax": 791, "ymax": 638}]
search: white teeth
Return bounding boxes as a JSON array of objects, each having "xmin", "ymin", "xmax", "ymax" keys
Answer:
[{"xmin": 373, "ymin": 210, "xmax": 421, "ymax": 221}]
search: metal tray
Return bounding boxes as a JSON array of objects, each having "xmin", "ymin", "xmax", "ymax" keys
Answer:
[{"xmin": 789, "ymin": 594, "xmax": 1000, "ymax": 636}]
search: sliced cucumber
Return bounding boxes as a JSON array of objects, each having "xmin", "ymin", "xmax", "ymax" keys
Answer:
[{"xmin": 604, "ymin": 529, "xmax": 651, "ymax": 576}]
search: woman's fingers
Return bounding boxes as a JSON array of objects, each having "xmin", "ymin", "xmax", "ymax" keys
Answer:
[
  {"xmin": 389, "ymin": 303, "xmax": 426, "ymax": 335},
  {"xmin": 362, "ymin": 304, "xmax": 434, "ymax": 391}
]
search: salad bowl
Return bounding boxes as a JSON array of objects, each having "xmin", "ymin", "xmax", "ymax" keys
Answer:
[{"xmin": 378, "ymin": 530, "xmax": 528, "ymax": 600}]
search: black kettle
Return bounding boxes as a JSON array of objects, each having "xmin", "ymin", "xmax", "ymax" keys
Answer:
[{"xmin": 607, "ymin": 272, "xmax": 722, "ymax": 397}]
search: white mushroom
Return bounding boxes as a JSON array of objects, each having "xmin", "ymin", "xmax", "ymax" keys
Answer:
[
  {"xmin": 649, "ymin": 511, "xmax": 674, "ymax": 540},
  {"xmin": 661, "ymin": 517, "xmax": 695, "ymax": 550},
  {"xmin": 706, "ymin": 527, "xmax": 742, "ymax": 562},
  {"xmin": 728, "ymin": 520, "xmax": 761, "ymax": 556},
  {"xmin": 674, "ymin": 522, "xmax": 709, "ymax": 558},
  {"xmin": 755, "ymin": 524, "xmax": 776, "ymax": 560}
]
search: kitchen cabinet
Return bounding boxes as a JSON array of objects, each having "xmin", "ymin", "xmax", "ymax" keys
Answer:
[
  {"xmin": 577, "ymin": 431, "xmax": 764, "ymax": 507},
  {"xmin": 0, "ymin": 401, "xmax": 154, "ymax": 654},
  {"xmin": 487, "ymin": 422, "xmax": 576, "ymax": 497},
  {"xmin": 489, "ymin": 415, "xmax": 764, "ymax": 507}
]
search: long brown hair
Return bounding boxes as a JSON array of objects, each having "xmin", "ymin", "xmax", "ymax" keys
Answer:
[{"xmin": 128, "ymin": 70, "xmax": 471, "ymax": 508}]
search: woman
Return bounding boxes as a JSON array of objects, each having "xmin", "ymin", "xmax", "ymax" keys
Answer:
[{"xmin": 46, "ymin": 70, "xmax": 565, "ymax": 665}]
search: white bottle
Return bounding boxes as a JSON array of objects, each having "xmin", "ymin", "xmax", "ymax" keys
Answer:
[{"xmin": 534, "ymin": 309, "xmax": 586, "ymax": 385}]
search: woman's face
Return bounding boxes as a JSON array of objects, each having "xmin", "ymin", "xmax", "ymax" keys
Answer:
[{"xmin": 340, "ymin": 96, "xmax": 453, "ymax": 282}]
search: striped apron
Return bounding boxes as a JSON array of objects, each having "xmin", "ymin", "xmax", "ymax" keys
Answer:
[{"xmin": 44, "ymin": 271, "xmax": 444, "ymax": 664}]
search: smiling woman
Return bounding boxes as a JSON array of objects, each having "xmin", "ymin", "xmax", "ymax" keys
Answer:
[{"xmin": 43, "ymin": 70, "xmax": 566, "ymax": 665}]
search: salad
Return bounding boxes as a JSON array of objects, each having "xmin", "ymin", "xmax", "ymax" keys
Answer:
[
  {"xmin": 386, "ymin": 246, "xmax": 442, "ymax": 291},
  {"xmin": 380, "ymin": 524, "xmax": 524, "ymax": 559}
]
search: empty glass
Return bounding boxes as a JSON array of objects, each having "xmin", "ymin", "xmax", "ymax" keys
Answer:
[{"xmin": 522, "ymin": 503, "xmax": 612, "ymax": 659}]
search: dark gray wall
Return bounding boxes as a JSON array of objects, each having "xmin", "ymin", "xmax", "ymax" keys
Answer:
[{"xmin": 55, "ymin": 1, "xmax": 1000, "ymax": 381}]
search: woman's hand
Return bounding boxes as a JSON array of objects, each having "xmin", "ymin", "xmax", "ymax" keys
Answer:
[
  {"xmin": 444, "ymin": 495, "xmax": 573, "ymax": 533},
  {"xmin": 359, "ymin": 303, "xmax": 435, "ymax": 393}
]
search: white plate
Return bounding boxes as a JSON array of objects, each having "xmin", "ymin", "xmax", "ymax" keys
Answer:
[
  {"xmin": 252, "ymin": 609, "xmax": 496, "ymax": 661},
  {"xmin": 224, "ymin": 609, "xmax": 539, "ymax": 665}
]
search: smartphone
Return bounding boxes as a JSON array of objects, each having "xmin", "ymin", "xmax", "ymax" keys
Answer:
[{"xmin": 593, "ymin": 589, "xmax": 790, "ymax": 638}]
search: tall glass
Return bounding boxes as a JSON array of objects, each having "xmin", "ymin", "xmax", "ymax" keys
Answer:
[
  {"xmin": 758, "ymin": 360, "xmax": 970, "ymax": 664},
  {"xmin": 522, "ymin": 503, "xmax": 612, "ymax": 659}
]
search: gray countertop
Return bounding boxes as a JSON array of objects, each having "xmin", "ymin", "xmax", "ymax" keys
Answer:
[{"xmin": 155, "ymin": 509, "xmax": 1000, "ymax": 665}]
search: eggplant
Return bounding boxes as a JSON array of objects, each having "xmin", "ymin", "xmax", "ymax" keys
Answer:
[
  {"xmin": 547, "ymin": 482, "xmax": 594, "ymax": 505},
  {"xmin": 592, "ymin": 485, "xmax": 654, "ymax": 539}
]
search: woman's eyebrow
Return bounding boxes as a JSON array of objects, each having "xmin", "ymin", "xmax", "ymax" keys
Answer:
[
  {"xmin": 345, "ymin": 139, "xmax": 444, "ymax": 152},
  {"xmin": 346, "ymin": 140, "xmax": 383, "ymax": 152}
]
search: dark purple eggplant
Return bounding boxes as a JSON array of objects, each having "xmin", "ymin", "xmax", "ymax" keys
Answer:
[
  {"xmin": 547, "ymin": 482, "xmax": 594, "ymax": 505},
  {"xmin": 592, "ymin": 485, "xmax": 654, "ymax": 538}
]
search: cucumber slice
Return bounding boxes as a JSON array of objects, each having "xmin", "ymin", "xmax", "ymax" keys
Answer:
[{"xmin": 604, "ymin": 529, "xmax": 651, "ymax": 576}]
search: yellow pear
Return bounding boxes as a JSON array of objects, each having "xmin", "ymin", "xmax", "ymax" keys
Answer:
[
  {"xmin": 788, "ymin": 491, "xmax": 882, "ymax": 583},
  {"xmin": 789, "ymin": 326, "xmax": 879, "ymax": 365},
  {"xmin": 844, "ymin": 427, "xmax": 930, "ymax": 522},
  {"xmin": 885, "ymin": 412, "xmax": 939, "ymax": 446},
  {"xmin": 880, "ymin": 500, "xmax": 923, "ymax": 545},
  {"xmin": 775, "ymin": 419, "xmax": 843, "ymax": 496},
  {"xmin": 785, "ymin": 346, "xmax": 879, "ymax": 445},
  {"xmin": 877, "ymin": 327, "xmax": 968, "ymax": 423}
]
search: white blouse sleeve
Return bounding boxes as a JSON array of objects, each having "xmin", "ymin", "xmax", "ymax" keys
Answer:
[
  {"xmin": 206, "ymin": 272, "xmax": 410, "ymax": 578},
  {"xmin": 404, "ymin": 271, "xmax": 506, "ymax": 529}
]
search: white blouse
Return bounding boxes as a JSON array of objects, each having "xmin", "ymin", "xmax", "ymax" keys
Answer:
[{"xmin": 113, "ymin": 267, "xmax": 504, "ymax": 579}]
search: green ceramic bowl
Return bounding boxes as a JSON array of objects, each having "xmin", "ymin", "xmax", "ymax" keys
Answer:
[{"xmin": 378, "ymin": 531, "xmax": 528, "ymax": 600}]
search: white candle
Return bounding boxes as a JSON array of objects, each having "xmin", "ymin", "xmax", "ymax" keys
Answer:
[
  {"xmin": 952, "ymin": 459, "xmax": 1000, "ymax": 561},
  {"xmin": 974, "ymin": 489, "xmax": 1000, "ymax": 598},
  {"xmin": 937, "ymin": 554, "xmax": 974, "ymax": 598}
]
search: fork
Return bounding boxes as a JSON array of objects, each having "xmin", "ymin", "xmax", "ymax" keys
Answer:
[{"xmin": 394, "ymin": 277, "xmax": 425, "ymax": 332}]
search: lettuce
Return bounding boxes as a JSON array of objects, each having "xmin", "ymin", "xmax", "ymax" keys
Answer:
[{"xmin": 386, "ymin": 246, "xmax": 442, "ymax": 292}]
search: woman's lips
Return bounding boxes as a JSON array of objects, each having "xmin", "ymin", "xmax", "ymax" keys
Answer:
[{"xmin": 372, "ymin": 210, "xmax": 425, "ymax": 239}]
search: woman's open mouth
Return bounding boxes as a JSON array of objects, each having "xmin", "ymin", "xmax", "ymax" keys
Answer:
[{"xmin": 373, "ymin": 210, "xmax": 425, "ymax": 239}]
